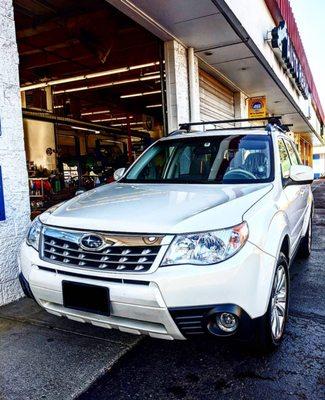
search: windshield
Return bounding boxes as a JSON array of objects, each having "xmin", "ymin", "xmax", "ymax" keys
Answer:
[{"xmin": 123, "ymin": 134, "xmax": 274, "ymax": 184}]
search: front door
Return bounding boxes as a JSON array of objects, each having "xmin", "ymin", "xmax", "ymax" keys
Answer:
[{"xmin": 277, "ymin": 138, "xmax": 306, "ymax": 252}]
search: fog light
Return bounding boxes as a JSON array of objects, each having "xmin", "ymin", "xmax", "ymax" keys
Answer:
[{"xmin": 216, "ymin": 313, "xmax": 238, "ymax": 333}]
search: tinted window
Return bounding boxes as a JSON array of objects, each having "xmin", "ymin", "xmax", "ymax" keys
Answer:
[
  {"xmin": 278, "ymin": 139, "xmax": 291, "ymax": 179},
  {"xmin": 123, "ymin": 135, "xmax": 274, "ymax": 184},
  {"xmin": 285, "ymin": 139, "xmax": 301, "ymax": 166}
]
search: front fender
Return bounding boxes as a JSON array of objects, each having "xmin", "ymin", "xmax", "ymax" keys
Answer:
[
  {"xmin": 264, "ymin": 210, "xmax": 291, "ymax": 259},
  {"xmin": 243, "ymin": 190, "xmax": 290, "ymax": 259}
]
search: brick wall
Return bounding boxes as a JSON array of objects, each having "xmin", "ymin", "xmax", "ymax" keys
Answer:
[{"xmin": 0, "ymin": 0, "xmax": 30, "ymax": 305}]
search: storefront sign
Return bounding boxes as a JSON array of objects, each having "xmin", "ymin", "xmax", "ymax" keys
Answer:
[
  {"xmin": 271, "ymin": 21, "xmax": 309, "ymax": 99},
  {"xmin": 0, "ymin": 166, "xmax": 5, "ymax": 221},
  {"xmin": 248, "ymin": 96, "xmax": 267, "ymax": 119}
]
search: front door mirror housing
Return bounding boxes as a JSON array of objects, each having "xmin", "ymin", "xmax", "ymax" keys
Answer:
[
  {"xmin": 288, "ymin": 164, "xmax": 314, "ymax": 185},
  {"xmin": 114, "ymin": 168, "xmax": 126, "ymax": 181}
]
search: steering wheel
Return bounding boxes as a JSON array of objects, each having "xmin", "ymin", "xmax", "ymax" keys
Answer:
[{"xmin": 223, "ymin": 168, "xmax": 256, "ymax": 180}]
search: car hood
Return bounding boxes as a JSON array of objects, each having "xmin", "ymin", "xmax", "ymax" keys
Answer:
[{"xmin": 43, "ymin": 182, "xmax": 273, "ymax": 234}]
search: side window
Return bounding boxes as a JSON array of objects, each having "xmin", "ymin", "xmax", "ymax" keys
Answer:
[
  {"xmin": 278, "ymin": 139, "xmax": 291, "ymax": 179},
  {"xmin": 285, "ymin": 139, "xmax": 301, "ymax": 166},
  {"xmin": 292, "ymin": 143, "xmax": 302, "ymax": 165}
]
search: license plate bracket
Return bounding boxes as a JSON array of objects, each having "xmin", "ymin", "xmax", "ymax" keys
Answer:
[{"xmin": 62, "ymin": 281, "xmax": 110, "ymax": 316}]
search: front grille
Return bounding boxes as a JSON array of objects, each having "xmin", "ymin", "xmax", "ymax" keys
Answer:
[{"xmin": 41, "ymin": 227, "xmax": 161, "ymax": 272}]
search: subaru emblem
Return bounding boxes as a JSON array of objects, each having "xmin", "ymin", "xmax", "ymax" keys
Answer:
[{"xmin": 80, "ymin": 234, "xmax": 104, "ymax": 251}]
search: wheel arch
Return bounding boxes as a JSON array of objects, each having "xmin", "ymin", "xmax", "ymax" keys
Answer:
[{"xmin": 279, "ymin": 234, "xmax": 290, "ymax": 262}]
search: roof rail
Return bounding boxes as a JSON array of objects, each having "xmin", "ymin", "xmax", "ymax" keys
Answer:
[
  {"xmin": 179, "ymin": 116, "xmax": 283, "ymax": 132},
  {"xmin": 168, "ymin": 129, "xmax": 188, "ymax": 136}
]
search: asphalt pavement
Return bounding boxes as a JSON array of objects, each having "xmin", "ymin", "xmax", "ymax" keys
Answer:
[{"xmin": 79, "ymin": 181, "xmax": 325, "ymax": 400}]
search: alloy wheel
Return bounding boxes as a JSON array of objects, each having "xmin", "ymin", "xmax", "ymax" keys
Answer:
[{"xmin": 270, "ymin": 265, "xmax": 287, "ymax": 340}]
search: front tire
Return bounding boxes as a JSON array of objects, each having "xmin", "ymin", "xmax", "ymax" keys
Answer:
[{"xmin": 255, "ymin": 253, "xmax": 289, "ymax": 351}]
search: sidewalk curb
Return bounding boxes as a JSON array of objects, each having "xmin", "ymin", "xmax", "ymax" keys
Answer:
[
  {"xmin": 0, "ymin": 299, "xmax": 143, "ymax": 400},
  {"xmin": 75, "ymin": 337, "xmax": 144, "ymax": 399}
]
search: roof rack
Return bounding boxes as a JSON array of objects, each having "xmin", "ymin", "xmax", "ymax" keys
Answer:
[{"xmin": 178, "ymin": 116, "xmax": 292, "ymax": 134}]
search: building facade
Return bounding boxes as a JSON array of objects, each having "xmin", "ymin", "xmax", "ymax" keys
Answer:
[{"xmin": 0, "ymin": 0, "xmax": 323, "ymax": 305}]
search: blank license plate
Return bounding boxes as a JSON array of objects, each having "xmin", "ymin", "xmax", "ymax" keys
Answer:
[{"xmin": 62, "ymin": 281, "xmax": 110, "ymax": 316}]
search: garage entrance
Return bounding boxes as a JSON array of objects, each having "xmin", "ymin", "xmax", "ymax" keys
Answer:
[
  {"xmin": 199, "ymin": 69, "xmax": 234, "ymax": 123},
  {"xmin": 14, "ymin": 0, "xmax": 166, "ymax": 217}
]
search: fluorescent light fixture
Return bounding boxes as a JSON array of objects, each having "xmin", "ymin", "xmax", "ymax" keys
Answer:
[
  {"xmin": 71, "ymin": 126, "xmax": 100, "ymax": 134},
  {"xmin": 111, "ymin": 122, "xmax": 143, "ymax": 127},
  {"xmin": 120, "ymin": 90, "xmax": 161, "ymax": 99},
  {"xmin": 146, "ymin": 104, "xmax": 162, "ymax": 108},
  {"xmin": 140, "ymin": 75, "xmax": 161, "ymax": 81},
  {"xmin": 143, "ymin": 70, "xmax": 160, "ymax": 76},
  {"xmin": 53, "ymin": 75, "xmax": 160, "ymax": 95},
  {"xmin": 129, "ymin": 62, "xmax": 159, "ymax": 70},
  {"xmin": 20, "ymin": 61, "xmax": 160, "ymax": 92},
  {"xmin": 91, "ymin": 116, "xmax": 134, "ymax": 123},
  {"xmin": 81, "ymin": 109, "xmax": 110, "ymax": 116},
  {"xmin": 56, "ymin": 86, "xmax": 88, "ymax": 94}
]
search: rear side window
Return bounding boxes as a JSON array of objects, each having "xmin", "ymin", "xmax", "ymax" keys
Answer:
[
  {"xmin": 284, "ymin": 139, "xmax": 301, "ymax": 166},
  {"xmin": 278, "ymin": 139, "xmax": 291, "ymax": 179}
]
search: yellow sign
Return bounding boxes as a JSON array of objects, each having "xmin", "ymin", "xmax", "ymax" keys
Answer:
[{"xmin": 248, "ymin": 96, "xmax": 267, "ymax": 119}]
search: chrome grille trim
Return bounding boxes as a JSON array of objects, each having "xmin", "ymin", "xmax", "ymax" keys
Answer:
[{"xmin": 41, "ymin": 226, "xmax": 162, "ymax": 273}]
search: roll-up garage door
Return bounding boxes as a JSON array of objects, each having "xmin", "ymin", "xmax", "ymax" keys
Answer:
[{"xmin": 199, "ymin": 69, "xmax": 234, "ymax": 122}]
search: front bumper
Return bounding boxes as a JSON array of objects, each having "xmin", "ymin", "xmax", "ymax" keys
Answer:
[{"xmin": 19, "ymin": 240, "xmax": 276, "ymax": 340}]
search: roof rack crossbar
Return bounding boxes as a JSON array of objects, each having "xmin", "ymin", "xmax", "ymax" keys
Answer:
[
  {"xmin": 205, "ymin": 125, "xmax": 269, "ymax": 132},
  {"xmin": 265, "ymin": 122, "xmax": 293, "ymax": 133},
  {"xmin": 179, "ymin": 116, "xmax": 282, "ymax": 131}
]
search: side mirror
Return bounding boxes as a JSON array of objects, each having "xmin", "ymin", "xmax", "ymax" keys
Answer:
[
  {"xmin": 288, "ymin": 164, "xmax": 314, "ymax": 185},
  {"xmin": 113, "ymin": 168, "xmax": 126, "ymax": 181}
]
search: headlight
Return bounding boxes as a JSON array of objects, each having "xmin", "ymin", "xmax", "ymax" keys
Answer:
[
  {"xmin": 161, "ymin": 222, "xmax": 249, "ymax": 266},
  {"xmin": 26, "ymin": 217, "xmax": 42, "ymax": 251}
]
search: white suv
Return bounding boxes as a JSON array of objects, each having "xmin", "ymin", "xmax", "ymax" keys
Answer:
[{"xmin": 19, "ymin": 120, "xmax": 314, "ymax": 350}]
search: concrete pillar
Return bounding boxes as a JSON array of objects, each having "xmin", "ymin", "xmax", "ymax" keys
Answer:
[
  {"xmin": 0, "ymin": 0, "xmax": 30, "ymax": 305},
  {"xmin": 164, "ymin": 40, "xmax": 190, "ymax": 131},
  {"xmin": 21, "ymin": 91, "xmax": 26, "ymax": 108},
  {"xmin": 234, "ymin": 91, "xmax": 247, "ymax": 125},
  {"xmin": 187, "ymin": 48, "xmax": 200, "ymax": 123},
  {"xmin": 45, "ymin": 86, "xmax": 53, "ymax": 112}
]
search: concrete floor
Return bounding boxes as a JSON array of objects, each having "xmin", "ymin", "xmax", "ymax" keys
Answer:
[
  {"xmin": 0, "ymin": 298, "xmax": 141, "ymax": 400},
  {"xmin": 79, "ymin": 181, "xmax": 325, "ymax": 400}
]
